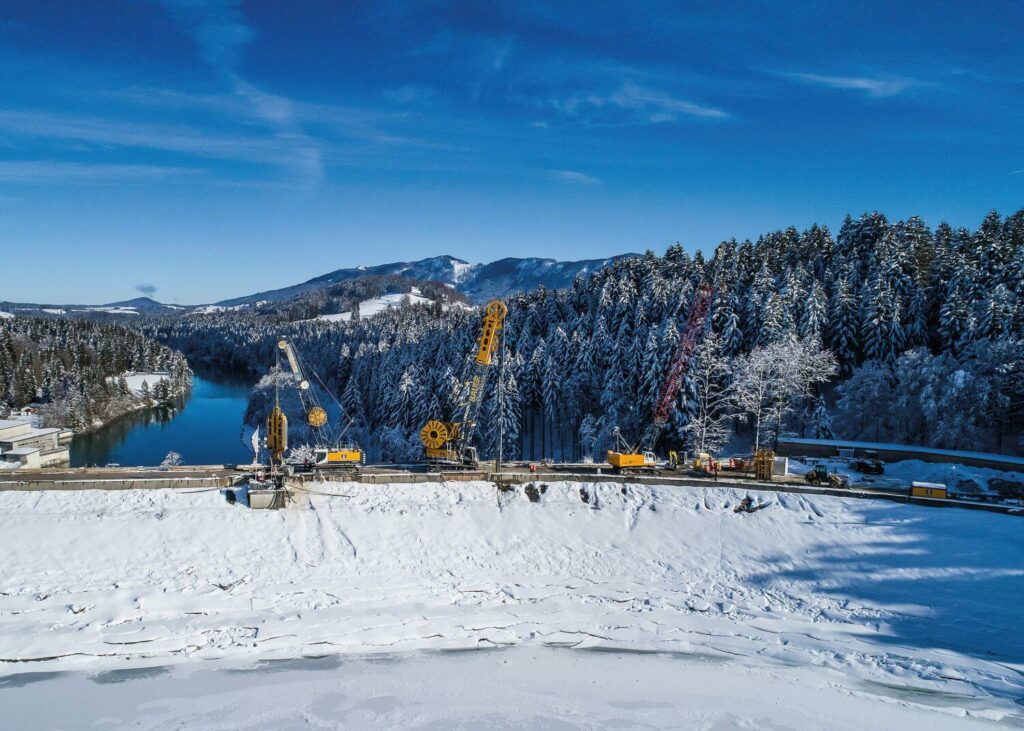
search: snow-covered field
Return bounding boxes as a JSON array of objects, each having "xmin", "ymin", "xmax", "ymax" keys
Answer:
[
  {"xmin": 0, "ymin": 310, "xmax": 13, "ymax": 319},
  {"xmin": 119, "ymin": 372, "xmax": 169, "ymax": 396},
  {"xmin": 1, "ymin": 481, "xmax": 1021, "ymax": 727},
  {"xmin": 318, "ymin": 291, "xmax": 433, "ymax": 322}
]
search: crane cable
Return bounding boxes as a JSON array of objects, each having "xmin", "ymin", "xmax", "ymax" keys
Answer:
[{"xmin": 290, "ymin": 341, "xmax": 357, "ymax": 443}]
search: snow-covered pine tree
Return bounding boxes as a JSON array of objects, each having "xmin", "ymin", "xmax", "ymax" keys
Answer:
[{"xmin": 808, "ymin": 395, "xmax": 835, "ymax": 439}]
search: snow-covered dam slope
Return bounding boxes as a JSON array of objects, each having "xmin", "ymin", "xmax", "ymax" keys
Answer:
[{"xmin": 1, "ymin": 482, "xmax": 1021, "ymax": 724}]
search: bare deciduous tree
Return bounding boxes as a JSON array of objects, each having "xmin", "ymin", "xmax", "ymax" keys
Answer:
[{"xmin": 732, "ymin": 337, "xmax": 837, "ymax": 453}]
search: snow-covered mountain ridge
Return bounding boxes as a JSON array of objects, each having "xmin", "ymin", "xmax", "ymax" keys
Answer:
[{"xmin": 215, "ymin": 253, "xmax": 639, "ymax": 306}]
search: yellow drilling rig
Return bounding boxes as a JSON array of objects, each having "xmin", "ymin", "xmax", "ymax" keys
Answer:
[
  {"xmin": 420, "ymin": 300, "xmax": 507, "ymax": 467},
  {"xmin": 275, "ymin": 337, "xmax": 364, "ymax": 469}
]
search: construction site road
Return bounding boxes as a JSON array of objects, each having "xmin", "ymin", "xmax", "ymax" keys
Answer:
[{"xmin": 1, "ymin": 463, "xmax": 1020, "ymax": 516}]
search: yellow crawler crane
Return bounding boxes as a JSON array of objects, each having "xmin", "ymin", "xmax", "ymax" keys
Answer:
[
  {"xmin": 277, "ymin": 338, "xmax": 364, "ymax": 468},
  {"xmin": 420, "ymin": 300, "xmax": 508, "ymax": 467}
]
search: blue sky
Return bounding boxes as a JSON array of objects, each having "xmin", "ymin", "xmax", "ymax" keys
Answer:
[{"xmin": 1, "ymin": 1, "xmax": 1021, "ymax": 304}]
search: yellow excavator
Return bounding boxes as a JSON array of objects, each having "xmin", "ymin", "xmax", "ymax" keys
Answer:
[
  {"xmin": 276, "ymin": 338, "xmax": 364, "ymax": 469},
  {"xmin": 420, "ymin": 300, "xmax": 507, "ymax": 467}
]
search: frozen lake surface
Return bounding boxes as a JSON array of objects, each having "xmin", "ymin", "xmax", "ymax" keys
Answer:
[{"xmin": 1, "ymin": 481, "xmax": 1021, "ymax": 726}]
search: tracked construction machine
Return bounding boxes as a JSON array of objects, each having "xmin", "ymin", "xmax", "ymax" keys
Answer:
[
  {"xmin": 607, "ymin": 286, "xmax": 713, "ymax": 471},
  {"xmin": 420, "ymin": 300, "xmax": 507, "ymax": 468},
  {"xmin": 276, "ymin": 338, "xmax": 364, "ymax": 469}
]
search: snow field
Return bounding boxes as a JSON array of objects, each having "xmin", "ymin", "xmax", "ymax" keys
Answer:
[
  {"xmin": 0, "ymin": 481, "xmax": 1021, "ymax": 723},
  {"xmin": 120, "ymin": 372, "xmax": 169, "ymax": 396},
  {"xmin": 318, "ymin": 291, "xmax": 434, "ymax": 322}
]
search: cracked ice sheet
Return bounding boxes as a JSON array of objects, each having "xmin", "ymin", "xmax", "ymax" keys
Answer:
[
  {"xmin": 0, "ymin": 481, "xmax": 1021, "ymax": 725},
  {"xmin": 1, "ymin": 648, "xmax": 1006, "ymax": 730}
]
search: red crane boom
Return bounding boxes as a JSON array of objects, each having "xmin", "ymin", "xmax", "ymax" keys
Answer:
[{"xmin": 635, "ymin": 285, "xmax": 713, "ymax": 453}]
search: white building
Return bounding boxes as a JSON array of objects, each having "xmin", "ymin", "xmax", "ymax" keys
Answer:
[{"xmin": 0, "ymin": 420, "xmax": 71, "ymax": 469}]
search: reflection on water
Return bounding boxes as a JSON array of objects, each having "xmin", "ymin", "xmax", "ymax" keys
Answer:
[{"xmin": 69, "ymin": 370, "xmax": 254, "ymax": 467}]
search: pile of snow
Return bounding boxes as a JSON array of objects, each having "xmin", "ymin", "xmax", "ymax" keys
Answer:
[
  {"xmin": 318, "ymin": 291, "xmax": 434, "ymax": 322},
  {"xmin": 0, "ymin": 310, "xmax": 13, "ymax": 319},
  {"xmin": 882, "ymin": 459, "xmax": 1022, "ymax": 494},
  {"xmin": 789, "ymin": 457, "xmax": 1023, "ymax": 496},
  {"xmin": 0, "ymin": 481, "xmax": 1020, "ymax": 722}
]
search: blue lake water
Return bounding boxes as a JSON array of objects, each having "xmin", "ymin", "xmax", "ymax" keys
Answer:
[{"xmin": 69, "ymin": 371, "xmax": 254, "ymax": 467}]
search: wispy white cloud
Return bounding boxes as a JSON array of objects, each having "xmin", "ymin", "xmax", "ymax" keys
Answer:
[
  {"xmin": 555, "ymin": 81, "xmax": 728, "ymax": 123},
  {"xmin": 0, "ymin": 160, "xmax": 201, "ymax": 182},
  {"xmin": 1010, "ymin": 169, "xmax": 1024, "ymax": 176},
  {"xmin": 0, "ymin": 109, "xmax": 298, "ymax": 165},
  {"xmin": 550, "ymin": 169, "xmax": 600, "ymax": 185},
  {"xmin": 774, "ymin": 71, "xmax": 917, "ymax": 98},
  {"xmin": 156, "ymin": 0, "xmax": 323, "ymax": 185}
]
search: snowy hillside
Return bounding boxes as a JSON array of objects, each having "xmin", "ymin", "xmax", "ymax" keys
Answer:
[
  {"xmin": 317, "ymin": 290, "xmax": 435, "ymax": 322},
  {"xmin": 458, "ymin": 254, "xmax": 636, "ymax": 302},
  {"xmin": 214, "ymin": 253, "xmax": 640, "ymax": 306},
  {"xmin": 0, "ymin": 482, "xmax": 1020, "ymax": 724}
]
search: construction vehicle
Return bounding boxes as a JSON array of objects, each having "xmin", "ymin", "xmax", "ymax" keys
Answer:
[
  {"xmin": 693, "ymin": 452, "xmax": 722, "ymax": 474},
  {"xmin": 609, "ymin": 427, "xmax": 658, "ymax": 469},
  {"xmin": 277, "ymin": 338, "xmax": 364, "ymax": 469},
  {"xmin": 804, "ymin": 463, "xmax": 849, "ymax": 488},
  {"xmin": 606, "ymin": 286, "xmax": 713, "ymax": 470},
  {"xmin": 852, "ymin": 450, "xmax": 885, "ymax": 474},
  {"xmin": 420, "ymin": 300, "xmax": 508, "ymax": 467}
]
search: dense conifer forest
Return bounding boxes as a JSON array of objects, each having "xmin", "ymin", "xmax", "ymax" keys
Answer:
[
  {"xmin": 0, "ymin": 318, "xmax": 192, "ymax": 431},
  {"xmin": 140, "ymin": 208, "xmax": 1024, "ymax": 461}
]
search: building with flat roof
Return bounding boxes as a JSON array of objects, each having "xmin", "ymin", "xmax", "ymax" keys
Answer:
[
  {"xmin": 2, "ymin": 447, "xmax": 41, "ymax": 469},
  {"xmin": 0, "ymin": 421, "xmax": 70, "ymax": 468},
  {"xmin": 0, "ymin": 420, "xmax": 31, "ymax": 441}
]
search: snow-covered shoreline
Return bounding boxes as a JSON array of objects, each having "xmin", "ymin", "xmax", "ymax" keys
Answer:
[{"xmin": 1, "ymin": 481, "xmax": 1021, "ymax": 723}]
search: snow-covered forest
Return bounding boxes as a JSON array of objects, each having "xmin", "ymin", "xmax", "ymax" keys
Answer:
[
  {"xmin": 0, "ymin": 318, "xmax": 192, "ymax": 432},
  {"xmin": 145, "ymin": 209, "xmax": 1024, "ymax": 460}
]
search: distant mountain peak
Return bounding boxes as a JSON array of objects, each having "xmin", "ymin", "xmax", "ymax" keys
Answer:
[
  {"xmin": 214, "ymin": 253, "xmax": 639, "ymax": 307},
  {"xmin": 105, "ymin": 296, "xmax": 163, "ymax": 307}
]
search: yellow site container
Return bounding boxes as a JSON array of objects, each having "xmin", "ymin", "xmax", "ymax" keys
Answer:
[{"xmin": 911, "ymin": 483, "xmax": 948, "ymax": 499}]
